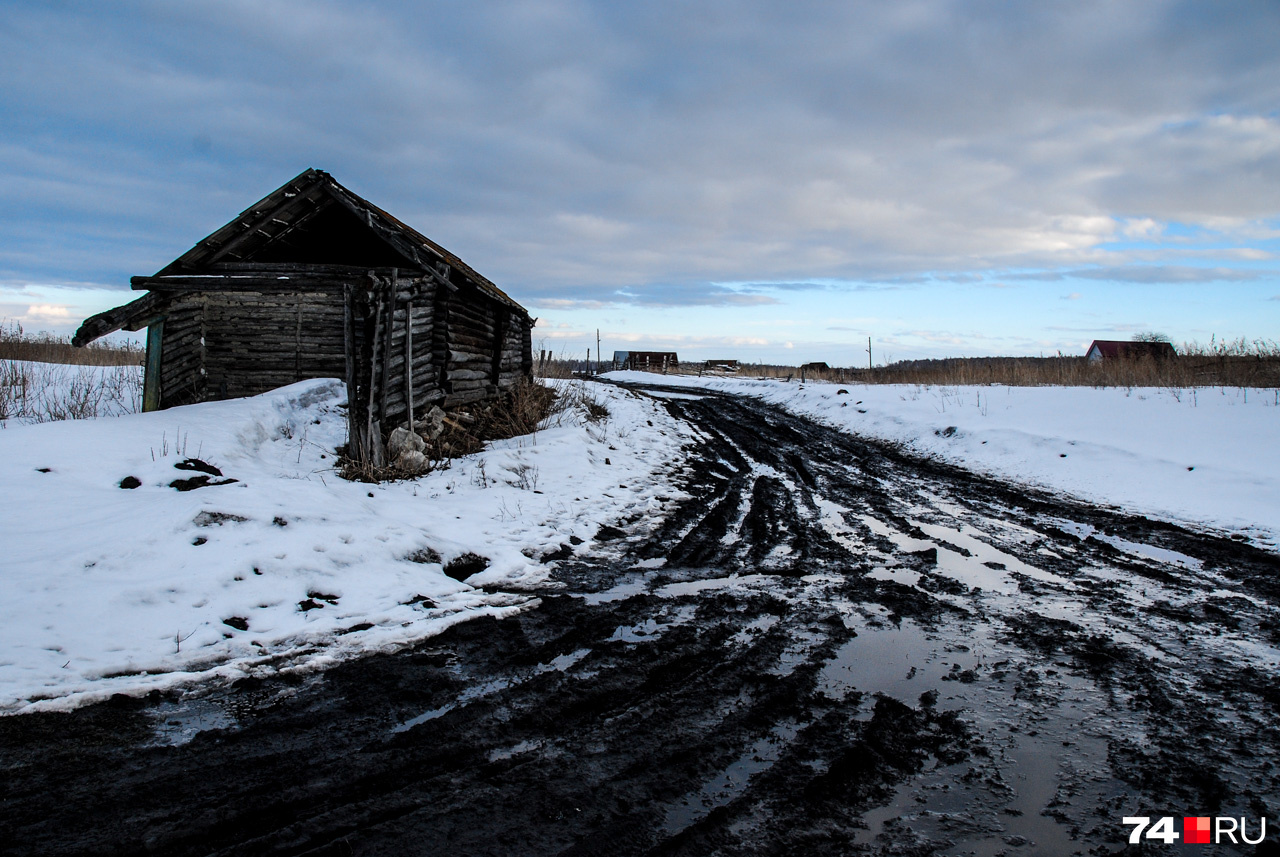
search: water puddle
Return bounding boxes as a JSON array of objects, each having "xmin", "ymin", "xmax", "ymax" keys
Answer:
[
  {"xmin": 846, "ymin": 621, "xmax": 1119, "ymax": 856},
  {"xmin": 867, "ymin": 565, "xmax": 921, "ymax": 586},
  {"xmin": 730, "ymin": 614, "xmax": 780, "ymax": 646},
  {"xmin": 663, "ymin": 721, "xmax": 800, "ymax": 835},
  {"xmin": 1045, "ymin": 519, "xmax": 1204, "ymax": 570},
  {"xmin": 578, "ymin": 578, "xmax": 651, "ymax": 605},
  {"xmin": 487, "ymin": 738, "xmax": 544, "ymax": 762},
  {"xmin": 913, "ymin": 522, "xmax": 1070, "ymax": 589},
  {"xmin": 818, "ymin": 618, "xmax": 965, "ymax": 714},
  {"xmin": 646, "ymin": 391, "xmax": 706, "ymax": 401},
  {"xmin": 658, "ymin": 573, "xmax": 773, "ymax": 597},
  {"xmin": 148, "ymin": 697, "xmax": 237, "ymax": 747},
  {"xmin": 392, "ymin": 647, "xmax": 592, "ymax": 734}
]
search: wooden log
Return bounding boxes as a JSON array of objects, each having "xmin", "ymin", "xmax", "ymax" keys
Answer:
[
  {"xmin": 367, "ymin": 291, "xmax": 385, "ymax": 462},
  {"xmin": 403, "ymin": 279, "xmax": 414, "ymax": 428},
  {"xmin": 378, "ymin": 279, "xmax": 392, "ymax": 434},
  {"xmin": 343, "ymin": 283, "xmax": 363, "ymax": 463},
  {"xmin": 449, "ymin": 300, "xmax": 494, "ymax": 321},
  {"xmin": 448, "ymin": 350, "xmax": 491, "ymax": 365},
  {"xmin": 383, "ymin": 353, "xmax": 434, "ymax": 378},
  {"xmin": 448, "ymin": 331, "xmax": 497, "ymax": 352},
  {"xmin": 210, "ymin": 262, "xmax": 407, "ymax": 277},
  {"xmin": 132, "ymin": 275, "xmax": 351, "ymax": 291},
  {"xmin": 448, "ymin": 301, "xmax": 494, "ymax": 322},
  {"xmin": 435, "ymin": 287, "xmax": 451, "ymax": 393},
  {"xmin": 449, "ymin": 317, "xmax": 495, "ymax": 337},
  {"xmin": 444, "ymin": 388, "xmax": 491, "ymax": 406},
  {"xmin": 447, "ymin": 368, "xmax": 492, "ymax": 382},
  {"xmin": 449, "ymin": 378, "xmax": 492, "ymax": 392}
]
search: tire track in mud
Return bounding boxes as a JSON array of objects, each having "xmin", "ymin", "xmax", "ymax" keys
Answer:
[{"xmin": 3, "ymin": 382, "xmax": 1279, "ymax": 856}]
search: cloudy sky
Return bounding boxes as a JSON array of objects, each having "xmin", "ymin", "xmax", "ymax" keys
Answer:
[{"xmin": 2, "ymin": 1, "xmax": 1277, "ymax": 364}]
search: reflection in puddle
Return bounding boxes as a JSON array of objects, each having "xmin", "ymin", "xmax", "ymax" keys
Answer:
[
  {"xmin": 148, "ymin": 697, "xmax": 236, "ymax": 747},
  {"xmin": 663, "ymin": 721, "xmax": 800, "ymax": 835},
  {"xmin": 392, "ymin": 647, "xmax": 593, "ymax": 734},
  {"xmin": 818, "ymin": 618, "xmax": 969, "ymax": 716},
  {"xmin": 837, "ymin": 618, "xmax": 1112, "ymax": 857}
]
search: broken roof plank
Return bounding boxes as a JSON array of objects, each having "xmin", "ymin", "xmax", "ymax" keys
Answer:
[{"xmin": 72, "ymin": 291, "xmax": 170, "ymax": 346}]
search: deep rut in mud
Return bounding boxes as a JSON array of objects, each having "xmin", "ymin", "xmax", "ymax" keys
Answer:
[{"xmin": 3, "ymin": 382, "xmax": 1280, "ymax": 856}]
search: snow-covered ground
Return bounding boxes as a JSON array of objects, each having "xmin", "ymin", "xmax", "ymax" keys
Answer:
[
  {"xmin": 0, "ymin": 377, "xmax": 691, "ymax": 712},
  {"xmin": 0, "ymin": 359, "xmax": 141, "ymax": 423},
  {"xmin": 608, "ymin": 371, "xmax": 1280, "ymax": 550},
  {"xmin": 6, "ymin": 367, "xmax": 1279, "ymax": 713}
]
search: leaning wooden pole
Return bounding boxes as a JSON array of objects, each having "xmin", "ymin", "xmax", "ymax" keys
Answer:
[
  {"xmin": 342, "ymin": 283, "xmax": 363, "ymax": 463},
  {"xmin": 367, "ymin": 281, "xmax": 385, "ymax": 466},
  {"xmin": 378, "ymin": 271, "xmax": 394, "ymax": 435},
  {"xmin": 403, "ymin": 277, "xmax": 415, "ymax": 429}
]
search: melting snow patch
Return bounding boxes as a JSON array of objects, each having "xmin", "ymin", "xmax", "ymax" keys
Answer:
[{"xmin": 0, "ymin": 377, "xmax": 687, "ymax": 712}]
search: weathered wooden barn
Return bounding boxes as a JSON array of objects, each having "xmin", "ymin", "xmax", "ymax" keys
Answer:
[{"xmin": 73, "ymin": 169, "xmax": 534, "ymax": 464}]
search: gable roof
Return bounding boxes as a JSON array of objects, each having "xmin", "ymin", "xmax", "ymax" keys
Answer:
[
  {"xmin": 154, "ymin": 168, "xmax": 520, "ymax": 308},
  {"xmin": 74, "ymin": 169, "xmax": 523, "ymax": 346}
]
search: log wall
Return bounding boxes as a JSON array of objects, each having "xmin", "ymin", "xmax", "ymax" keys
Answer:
[
  {"xmin": 144, "ymin": 267, "xmax": 533, "ymax": 466},
  {"xmin": 201, "ymin": 288, "xmax": 347, "ymax": 400},
  {"xmin": 157, "ymin": 295, "xmax": 207, "ymax": 408}
]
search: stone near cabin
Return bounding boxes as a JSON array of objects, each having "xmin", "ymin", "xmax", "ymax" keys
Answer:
[
  {"xmin": 387, "ymin": 426, "xmax": 425, "ymax": 460},
  {"xmin": 413, "ymin": 406, "xmax": 446, "ymax": 440},
  {"xmin": 394, "ymin": 449, "xmax": 427, "ymax": 474}
]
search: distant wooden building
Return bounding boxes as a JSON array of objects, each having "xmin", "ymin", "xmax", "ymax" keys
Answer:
[
  {"xmin": 73, "ymin": 169, "xmax": 534, "ymax": 464},
  {"xmin": 1085, "ymin": 340, "xmax": 1176, "ymax": 362},
  {"xmin": 613, "ymin": 351, "xmax": 679, "ymax": 372},
  {"xmin": 800, "ymin": 361, "xmax": 830, "ymax": 373}
]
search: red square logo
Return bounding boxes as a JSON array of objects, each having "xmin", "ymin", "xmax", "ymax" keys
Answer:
[{"xmin": 1184, "ymin": 816, "xmax": 1211, "ymax": 845}]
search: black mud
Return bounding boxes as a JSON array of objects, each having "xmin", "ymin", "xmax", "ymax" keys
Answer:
[{"xmin": 3, "ymin": 383, "xmax": 1279, "ymax": 856}]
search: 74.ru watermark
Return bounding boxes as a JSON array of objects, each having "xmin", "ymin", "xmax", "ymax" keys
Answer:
[{"xmin": 1123, "ymin": 816, "xmax": 1268, "ymax": 845}]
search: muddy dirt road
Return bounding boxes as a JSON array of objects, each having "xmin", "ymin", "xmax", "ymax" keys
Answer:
[{"xmin": 4, "ymin": 382, "xmax": 1280, "ymax": 856}]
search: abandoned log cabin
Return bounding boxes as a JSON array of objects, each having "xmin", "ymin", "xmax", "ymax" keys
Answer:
[{"xmin": 73, "ymin": 168, "xmax": 534, "ymax": 465}]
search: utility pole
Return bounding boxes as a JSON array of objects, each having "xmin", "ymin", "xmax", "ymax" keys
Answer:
[
  {"xmin": 597, "ymin": 329, "xmax": 601, "ymax": 373},
  {"xmin": 867, "ymin": 336, "xmax": 873, "ymax": 370}
]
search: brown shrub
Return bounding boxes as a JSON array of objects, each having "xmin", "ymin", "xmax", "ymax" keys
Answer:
[{"xmin": 338, "ymin": 378, "xmax": 558, "ymax": 482}]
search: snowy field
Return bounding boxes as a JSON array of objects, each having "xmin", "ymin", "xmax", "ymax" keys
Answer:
[
  {"xmin": 5, "ymin": 368, "xmax": 1279, "ymax": 713},
  {"xmin": 608, "ymin": 370, "xmax": 1280, "ymax": 551},
  {"xmin": 0, "ymin": 358, "xmax": 141, "ymax": 423},
  {"xmin": 0, "ymin": 377, "xmax": 691, "ymax": 712}
]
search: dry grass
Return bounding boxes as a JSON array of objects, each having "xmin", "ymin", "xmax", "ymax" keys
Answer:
[
  {"xmin": 339, "ymin": 378, "xmax": 560, "ymax": 482},
  {"xmin": 1, "ymin": 359, "xmax": 143, "ymax": 422},
  {"xmin": 664, "ymin": 338, "xmax": 1280, "ymax": 390},
  {"xmin": 0, "ymin": 321, "xmax": 144, "ymax": 422},
  {"xmin": 0, "ymin": 320, "xmax": 143, "ymax": 366}
]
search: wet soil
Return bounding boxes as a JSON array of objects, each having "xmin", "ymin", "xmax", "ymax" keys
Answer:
[{"xmin": 3, "ymin": 382, "xmax": 1280, "ymax": 855}]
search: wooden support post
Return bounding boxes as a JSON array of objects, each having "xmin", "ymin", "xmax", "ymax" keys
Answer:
[
  {"xmin": 294, "ymin": 297, "xmax": 303, "ymax": 381},
  {"xmin": 143, "ymin": 320, "xmax": 164, "ymax": 412},
  {"xmin": 367, "ymin": 285, "xmax": 385, "ymax": 466},
  {"xmin": 404, "ymin": 291, "xmax": 415, "ymax": 429},
  {"xmin": 378, "ymin": 272, "xmax": 393, "ymax": 432},
  {"xmin": 342, "ymin": 284, "xmax": 363, "ymax": 463}
]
